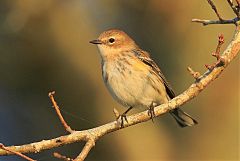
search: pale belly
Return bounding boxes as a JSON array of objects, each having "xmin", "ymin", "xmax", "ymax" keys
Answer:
[{"xmin": 102, "ymin": 60, "xmax": 169, "ymax": 108}]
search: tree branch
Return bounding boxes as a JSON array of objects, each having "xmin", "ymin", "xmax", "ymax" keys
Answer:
[
  {"xmin": 227, "ymin": 0, "xmax": 239, "ymax": 17},
  {"xmin": 1, "ymin": 1, "xmax": 240, "ymax": 161},
  {"xmin": 49, "ymin": 91, "xmax": 74, "ymax": 133},
  {"xmin": 207, "ymin": 0, "xmax": 224, "ymax": 20},
  {"xmin": 205, "ymin": 34, "xmax": 225, "ymax": 70},
  {"xmin": 192, "ymin": 0, "xmax": 240, "ymax": 25},
  {"xmin": 192, "ymin": 17, "xmax": 240, "ymax": 25},
  {"xmin": 53, "ymin": 152, "xmax": 73, "ymax": 161},
  {"xmin": 0, "ymin": 143, "xmax": 35, "ymax": 161},
  {"xmin": 74, "ymin": 140, "xmax": 95, "ymax": 161},
  {"xmin": 0, "ymin": 25, "xmax": 239, "ymax": 159},
  {"xmin": 236, "ymin": 0, "xmax": 240, "ymax": 8},
  {"xmin": 187, "ymin": 67, "xmax": 201, "ymax": 80}
]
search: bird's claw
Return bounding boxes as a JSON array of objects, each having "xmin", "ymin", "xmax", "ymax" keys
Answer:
[
  {"xmin": 148, "ymin": 106, "xmax": 156, "ymax": 122},
  {"xmin": 117, "ymin": 114, "xmax": 128, "ymax": 128}
]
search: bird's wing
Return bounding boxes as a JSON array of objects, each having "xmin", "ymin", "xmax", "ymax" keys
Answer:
[{"xmin": 133, "ymin": 49, "xmax": 175, "ymax": 99}]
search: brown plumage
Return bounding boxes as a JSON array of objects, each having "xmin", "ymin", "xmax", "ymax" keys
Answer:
[{"xmin": 90, "ymin": 29, "xmax": 198, "ymax": 127}]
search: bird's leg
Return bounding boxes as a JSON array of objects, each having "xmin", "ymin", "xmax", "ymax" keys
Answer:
[
  {"xmin": 117, "ymin": 106, "xmax": 133, "ymax": 128},
  {"xmin": 148, "ymin": 102, "xmax": 156, "ymax": 122}
]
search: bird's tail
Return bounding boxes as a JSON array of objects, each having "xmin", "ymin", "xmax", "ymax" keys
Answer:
[{"xmin": 170, "ymin": 108, "xmax": 198, "ymax": 127}]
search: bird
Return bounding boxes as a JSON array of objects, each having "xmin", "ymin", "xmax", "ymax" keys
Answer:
[{"xmin": 90, "ymin": 29, "xmax": 198, "ymax": 127}]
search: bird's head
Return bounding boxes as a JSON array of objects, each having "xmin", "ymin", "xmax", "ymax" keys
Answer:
[{"xmin": 90, "ymin": 29, "xmax": 138, "ymax": 58}]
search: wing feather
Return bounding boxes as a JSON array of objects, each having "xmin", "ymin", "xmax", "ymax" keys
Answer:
[{"xmin": 133, "ymin": 49, "xmax": 175, "ymax": 99}]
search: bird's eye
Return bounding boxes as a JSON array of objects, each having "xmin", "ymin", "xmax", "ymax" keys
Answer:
[{"xmin": 109, "ymin": 38, "xmax": 115, "ymax": 43}]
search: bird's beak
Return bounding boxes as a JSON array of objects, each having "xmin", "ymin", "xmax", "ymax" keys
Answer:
[{"xmin": 89, "ymin": 39, "xmax": 102, "ymax": 44}]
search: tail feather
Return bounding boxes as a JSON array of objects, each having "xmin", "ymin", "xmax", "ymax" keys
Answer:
[{"xmin": 170, "ymin": 108, "xmax": 198, "ymax": 128}]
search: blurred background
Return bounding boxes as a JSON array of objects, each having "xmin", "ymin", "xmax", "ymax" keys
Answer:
[{"xmin": 0, "ymin": 0, "xmax": 239, "ymax": 161}]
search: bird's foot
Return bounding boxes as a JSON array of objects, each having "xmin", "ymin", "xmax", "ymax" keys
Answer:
[
  {"xmin": 116, "ymin": 113, "xmax": 128, "ymax": 128},
  {"xmin": 148, "ymin": 105, "xmax": 156, "ymax": 122},
  {"xmin": 113, "ymin": 107, "xmax": 133, "ymax": 128}
]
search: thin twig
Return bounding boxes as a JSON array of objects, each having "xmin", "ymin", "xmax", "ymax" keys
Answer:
[
  {"xmin": 215, "ymin": 34, "xmax": 225, "ymax": 55},
  {"xmin": 0, "ymin": 143, "xmax": 36, "ymax": 161},
  {"xmin": 49, "ymin": 91, "xmax": 74, "ymax": 133},
  {"xmin": 193, "ymin": 0, "xmax": 240, "ymax": 25},
  {"xmin": 53, "ymin": 152, "xmax": 73, "ymax": 161},
  {"xmin": 227, "ymin": 0, "xmax": 239, "ymax": 17},
  {"xmin": 187, "ymin": 67, "xmax": 201, "ymax": 80},
  {"xmin": 74, "ymin": 140, "xmax": 95, "ymax": 161},
  {"xmin": 207, "ymin": 0, "xmax": 224, "ymax": 20},
  {"xmin": 236, "ymin": 0, "xmax": 240, "ymax": 7},
  {"xmin": 192, "ymin": 17, "xmax": 239, "ymax": 25},
  {"xmin": 205, "ymin": 34, "xmax": 225, "ymax": 70}
]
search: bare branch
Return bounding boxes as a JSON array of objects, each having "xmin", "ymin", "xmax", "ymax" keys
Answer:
[
  {"xmin": 192, "ymin": 0, "xmax": 240, "ymax": 25},
  {"xmin": 215, "ymin": 34, "xmax": 225, "ymax": 54},
  {"xmin": 236, "ymin": 0, "xmax": 240, "ymax": 7},
  {"xmin": 192, "ymin": 17, "xmax": 240, "ymax": 25},
  {"xmin": 0, "ymin": 26, "xmax": 239, "ymax": 159},
  {"xmin": 187, "ymin": 67, "xmax": 201, "ymax": 80},
  {"xmin": 227, "ymin": 0, "xmax": 239, "ymax": 17},
  {"xmin": 205, "ymin": 34, "xmax": 226, "ymax": 70},
  {"xmin": 207, "ymin": 0, "xmax": 223, "ymax": 20},
  {"xmin": 74, "ymin": 140, "xmax": 95, "ymax": 161},
  {"xmin": 0, "ymin": 143, "xmax": 36, "ymax": 161},
  {"xmin": 49, "ymin": 91, "xmax": 74, "ymax": 133},
  {"xmin": 49, "ymin": 91, "xmax": 96, "ymax": 161},
  {"xmin": 53, "ymin": 152, "xmax": 73, "ymax": 161}
]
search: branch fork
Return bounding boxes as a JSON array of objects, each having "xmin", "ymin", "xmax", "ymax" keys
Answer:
[
  {"xmin": 192, "ymin": 0, "xmax": 240, "ymax": 25},
  {"xmin": 187, "ymin": 67, "xmax": 201, "ymax": 80},
  {"xmin": 49, "ymin": 92, "xmax": 97, "ymax": 161}
]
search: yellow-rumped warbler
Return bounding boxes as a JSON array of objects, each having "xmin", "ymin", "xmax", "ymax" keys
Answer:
[{"xmin": 90, "ymin": 29, "xmax": 197, "ymax": 127}]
